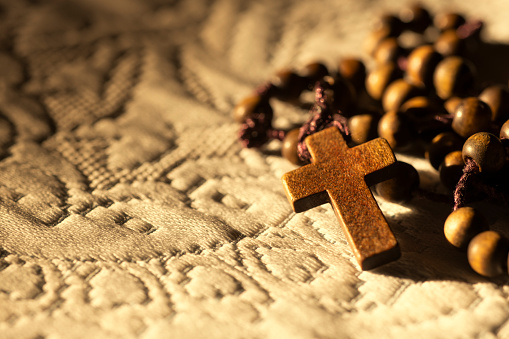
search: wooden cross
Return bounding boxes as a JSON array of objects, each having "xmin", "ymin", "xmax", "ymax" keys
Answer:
[{"xmin": 281, "ymin": 127, "xmax": 400, "ymax": 270}]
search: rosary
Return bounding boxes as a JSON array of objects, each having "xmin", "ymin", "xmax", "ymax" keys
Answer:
[{"xmin": 234, "ymin": 4, "xmax": 509, "ymax": 277}]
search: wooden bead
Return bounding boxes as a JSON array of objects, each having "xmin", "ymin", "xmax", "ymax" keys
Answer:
[
  {"xmin": 426, "ymin": 131, "xmax": 464, "ymax": 170},
  {"xmin": 281, "ymin": 128, "xmax": 302, "ymax": 165},
  {"xmin": 434, "ymin": 30, "xmax": 465, "ymax": 57},
  {"xmin": 233, "ymin": 94, "xmax": 271, "ymax": 123},
  {"xmin": 400, "ymin": 96, "xmax": 435, "ymax": 118},
  {"xmin": 338, "ymin": 57, "xmax": 366, "ymax": 90},
  {"xmin": 376, "ymin": 14, "xmax": 406, "ymax": 36},
  {"xmin": 272, "ymin": 68, "xmax": 307, "ymax": 101},
  {"xmin": 468, "ymin": 231, "xmax": 509, "ymax": 277},
  {"xmin": 439, "ymin": 150, "xmax": 465, "ymax": 190},
  {"xmin": 478, "ymin": 85, "xmax": 509, "ymax": 123},
  {"xmin": 500, "ymin": 119, "xmax": 509, "ymax": 140},
  {"xmin": 433, "ymin": 56, "xmax": 475, "ymax": 100},
  {"xmin": 348, "ymin": 113, "xmax": 380, "ymax": 145},
  {"xmin": 444, "ymin": 207, "xmax": 488, "ymax": 249},
  {"xmin": 452, "ymin": 97, "xmax": 492, "ymax": 138},
  {"xmin": 365, "ymin": 27, "xmax": 393, "ymax": 56},
  {"xmin": 462, "ymin": 132, "xmax": 506, "ymax": 173},
  {"xmin": 328, "ymin": 76, "xmax": 357, "ymax": 115},
  {"xmin": 405, "ymin": 45, "xmax": 442, "ymax": 88},
  {"xmin": 382, "ymin": 79, "xmax": 422, "ymax": 112},
  {"xmin": 366, "ymin": 62, "xmax": 401, "ymax": 100},
  {"xmin": 299, "ymin": 62, "xmax": 329, "ymax": 89},
  {"xmin": 373, "ymin": 37, "xmax": 405, "ymax": 65},
  {"xmin": 434, "ymin": 12, "xmax": 466, "ymax": 31},
  {"xmin": 444, "ymin": 96, "xmax": 463, "ymax": 115},
  {"xmin": 375, "ymin": 161, "xmax": 419, "ymax": 202},
  {"xmin": 377, "ymin": 110, "xmax": 415, "ymax": 149},
  {"xmin": 399, "ymin": 4, "xmax": 432, "ymax": 33}
]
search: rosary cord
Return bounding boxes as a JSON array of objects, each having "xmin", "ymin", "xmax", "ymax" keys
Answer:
[{"xmin": 453, "ymin": 157, "xmax": 480, "ymax": 210}]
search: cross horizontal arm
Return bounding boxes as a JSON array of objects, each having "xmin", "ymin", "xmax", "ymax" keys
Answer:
[{"xmin": 282, "ymin": 165, "xmax": 329, "ymax": 213}]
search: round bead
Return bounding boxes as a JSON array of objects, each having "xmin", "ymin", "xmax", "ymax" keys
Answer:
[
  {"xmin": 348, "ymin": 113, "xmax": 380, "ymax": 145},
  {"xmin": 468, "ymin": 231, "xmax": 509, "ymax": 277},
  {"xmin": 434, "ymin": 30, "xmax": 465, "ymax": 57},
  {"xmin": 281, "ymin": 128, "xmax": 302, "ymax": 165},
  {"xmin": 365, "ymin": 26, "xmax": 393, "ymax": 56},
  {"xmin": 338, "ymin": 57, "xmax": 366, "ymax": 90},
  {"xmin": 444, "ymin": 96, "xmax": 463, "ymax": 115},
  {"xmin": 377, "ymin": 110, "xmax": 415, "ymax": 149},
  {"xmin": 299, "ymin": 62, "xmax": 329, "ymax": 89},
  {"xmin": 500, "ymin": 119, "xmax": 509, "ymax": 140},
  {"xmin": 375, "ymin": 161, "xmax": 419, "ymax": 202},
  {"xmin": 434, "ymin": 12, "xmax": 466, "ymax": 31},
  {"xmin": 433, "ymin": 56, "xmax": 475, "ymax": 100},
  {"xmin": 405, "ymin": 45, "xmax": 442, "ymax": 88},
  {"xmin": 373, "ymin": 37, "xmax": 405, "ymax": 65},
  {"xmin": 329, "ymin": 76, "xmax": 357, "ymax": 115},
  {"xmin": 426, "ymin": 131, "xmax": 464, "ymax": 170},
  {"xmin": 272, "ymin": 68, "xmax": 307, "ymax": 101},
  {"xmin": 376, "ymin": 14, "xmax": 406, "ymax": 36},
  {"xmin": 444, "ymin": 207, "xmax": 488, "ymax": 249},
  {"xmin": 452, "ymin": 98, "xmax": 492, "ymax": 138},
  {"xmin": 478, "ymin": 85, "xmax": 509, "ymax": 123},
  {"xmin": 400, "ymin": 96, "xmax": 435, "ymax": 118},
  {"xmin": 399, "ymin": 4, "xmax": 432, "ymax": 33},
  {"xmin": 382, "ymin": 79, "xmax": 422, "ymax": 112},
  {"xmin": 439, "ymin": 150, "xmax": 465, "ymax": 190},
  {"xmin": 462, "ymin": 132, "xmax": 506, "ymax": 173},
  {"xmin": 233, "ymin": 94, "xmax": 271, "ymax": 123},
  {"xmin": 366, "ymin": 62, "xmax": 401, "ymax": 100}
]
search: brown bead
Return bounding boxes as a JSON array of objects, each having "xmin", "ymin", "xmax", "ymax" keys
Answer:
[
  {"xmin": 327, "ymin": 76, "xmax": 357, "ymax": 115},
  {"xmin": 444, "ymin": 96, "xmax": 463, "ymax": 115},
  {"xmin": 377, "ymin": 110, "xmax": 415, "ymax": 149},
  {"xmin": 434, "ymin": 12, "xmax": 466, "ymax": 31},
  {"xmin": 366, "ymin": 62, "xmax": 402, "ymax": 100},
  {"xmin": 373, "ymin": 37, "xmax": 405, "ymax": 65},
  {"xmin": 468, "ymin": 231, "xmax": 509, "ymax": 277},
  {"xmin": 375, "ymin": 161, "xmax": 419, "ymax": 202},
  {"xmin": 452, "ymin": 98, "xmax": 492, "ymax": 138},
  {"xmin": 444, "ymin": 207, "xmax": 488, "ymax": 249},
  {"xmin": 500, "ymin": 119, "xmax": 509, "ymax": 140},
  {"xmin": 233, "ymin": 94, "xmax": 271, "ymax": 123},
  {"xmin": 433, "ymin": 56, "xmax": 475, "ymax": 100},
  {"xmin": 338, "ymin": 57, "xmax": 366, "ymax": 91},
  {"xmin": 405, "ymin": 45, "xmax": 442, "ymax": 88},
  {"xmin": 365, "ymin": 26, "xmax": 393, "ymax": 56},
  {"xmin": 281, "ymin": 128, "xmax": 302, "ymax": 165},
  {"xmin": 426, "ymin": 131, "xmax": 464, "ymax": 170},
  {"xmin": 299, "ymin": 62, "xmax": 329, "ymax": 89},
  {"xmin": 382, "ymin": 79, "xmax": 422, "ymax": 112},
  {"xmin": 478, "ymin": 85, "xmax": 509, "ymax": 123},
  {"xmin": 462, "ymin": 132, "xmax": 506, "ymax": 173},
  {"xmin": 434, "ymin": 30, "xmax": 465, "ymax": 57},
  {"xmin": 272, "ymin": 68, "xmax": 307, "ymax": 101},
  {"xmin": 348, "ymin": 113, "xmax": 380, "ymax": 145},
  {"xmin": 376, "ymin": 14, "xmax": 406, "ymax": 37},
  {"xmin": 399, "ymin": 4, "xmax": 432, "ymax": 33},
  {"xmin": 439, "ymin": 150, "xmax": 465, "ymax": 190},
  {"xmin": 400, "ymin": 96, "xmax": 435, "ymax": 118}
]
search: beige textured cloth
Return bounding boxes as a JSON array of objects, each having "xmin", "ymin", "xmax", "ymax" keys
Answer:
[{"xmin": 2, "ymin": 0, "xmax": 509, "ymax": 338}]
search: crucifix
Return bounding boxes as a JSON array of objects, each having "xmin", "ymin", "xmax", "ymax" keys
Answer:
[{"xmin": 281, "ymin": 126, "xmax": 400, "ymax": 270}]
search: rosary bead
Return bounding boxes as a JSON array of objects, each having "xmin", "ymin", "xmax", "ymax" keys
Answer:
[
  {"xmin": 382, "ymin": 79, "xmax": 422, "ymax": 112},
  {"xmin": 478, "ymin": 85, "xmax": 509, "ymax": 123},
  {"xmin": 500, "ymin": 119, "xmax": 509, "ymax": 140},
  {"xmin": 426, "ymin": 131, "xmax": 464, "ymax": 170},
  {"xmin": 300, "ymin": 62, "xmax": 329, "ymax": 89},
  {"xmin": 365, "ymin": 26, "xmax": 392, "ymax": 56},
  {"xmin": 406, "ymin": 45, "xmax": 442, "ymax": 88},
  {"xmin": 444, "ymin": 207, "xmax": 488, "ymax": 249},
  {"xmin": 328, "ymin": 76, "xmax": 357, "ymax": 114},
  {"xmin": 452, "ymin": 98, "xmax": 492, "ymax": 138},
  {"xmin": 433, "ymin": 56, "xmax": 475, "ymax": 100},
  {"xmin": 373, "ymin": 37, "xmax": 405, "ymax": 65},
  {"xmin": 400, "ymin": 96, "xmax": 435, "ymax": 118},
  {"xmin": 375, "ymin": 161, "xmax": 419, "ymax": 202},
  {"xmin": 444, "ymin": 96, "xmax": 463, "ymax": 115},
  {"xmin": 439, "ymin": 150, "xmax": 465, "ymax": 190},
  {"xmin": 272, "ymin": 68, "xmax": 307, "ymax": 101},
  {"xmin": 468, "ymin": 231, "xmax": 509, "ymax": 277},
  {"xmin": 399, "ymin": 4, "xmax": 432, "ymax": 33},
  {"xmin": 348, "ymin": 113, "xmax": 380, "ymax": 144},
  {"xmin": 366, "ymin": 62, "xmax": 402, "ymax": 100},
  {"xmin": 376, "ymin": 14, "xmax": 406, "ymax": 37},
  {"xmin": 462, "ymin": 132, "xmax": 506, "ymax": 173},
  {"xmin": 377, "ymin": 110, "xmax": 415, "ymax": 149},
  {"xmin": 338, "ymin": 57, "xmax": 366, "ymax": 91},
  {"xmin": 281, "ymin": 128, "xmax": 302, "ymax": 165},
  {"xmin": 434, "ymin": 12, "xmax": 466, "ymax": 31},
  {"xmin": 233, "ymin": 94, "xmax": 272, "ymax": 123},
  {"xmin": 434, "ymin": 30, "xmax": 465, "ymax": 57}
]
